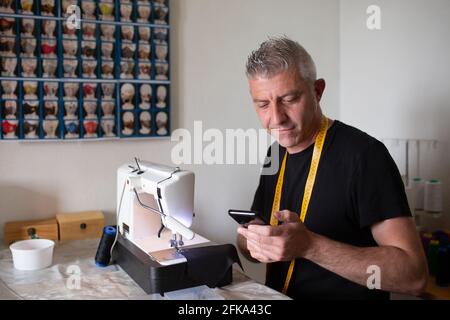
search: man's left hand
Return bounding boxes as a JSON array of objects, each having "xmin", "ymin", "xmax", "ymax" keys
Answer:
[{"xmin": 237, "ymin": 210, "xmax": 313, "ymax": 263}]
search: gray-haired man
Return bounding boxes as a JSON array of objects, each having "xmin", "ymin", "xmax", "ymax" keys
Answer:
[{"xmin": 237, "ymin": 37, "xmax": 428, "ymax": 299}]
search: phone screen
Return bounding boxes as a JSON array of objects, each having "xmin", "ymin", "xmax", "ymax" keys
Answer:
[{"xmin": 228, "ymin": 209, "xmax": 268, "ymax": 226}]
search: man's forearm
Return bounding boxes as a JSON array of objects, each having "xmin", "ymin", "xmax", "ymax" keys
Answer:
[{"xmin": 304, "ymin": 232, "xmax": 427, "ymax": 295}]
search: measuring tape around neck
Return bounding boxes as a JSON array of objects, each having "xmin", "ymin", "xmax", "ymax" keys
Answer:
[{"xmin": 269, "ymin": 116, "xmax": 329, "ymax": 295}]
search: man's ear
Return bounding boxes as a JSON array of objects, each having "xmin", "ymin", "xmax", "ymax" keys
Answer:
[{"xmin": 314, "ymin": 79, "xmax": 326, "ymax": 102}]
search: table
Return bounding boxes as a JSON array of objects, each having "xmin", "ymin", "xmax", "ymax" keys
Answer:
[
  {"xmin": 421, "ymin": 276, "xmax": 450, "ymax": 300},
  {"xmin": 0, "ymin": 239, "xmax": 290, "ymax": 300}
]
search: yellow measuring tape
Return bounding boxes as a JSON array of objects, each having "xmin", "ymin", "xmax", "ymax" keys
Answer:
[{"xmin": 269, "ymin": 116, "xmax": 329, "ymax": 295}]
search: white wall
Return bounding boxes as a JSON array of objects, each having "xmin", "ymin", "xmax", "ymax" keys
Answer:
[
  {"xmin": 0, "ymin": 0, "xmax": 340, "ymax": 282},
  {"xmin": 340, "ymin": 0, "xmax": 450, "ymax": 228}
]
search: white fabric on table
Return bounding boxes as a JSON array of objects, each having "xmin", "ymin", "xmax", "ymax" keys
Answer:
[{"xmin": 0, "ymin": 239, "xmax": 290, "ymax": 300}]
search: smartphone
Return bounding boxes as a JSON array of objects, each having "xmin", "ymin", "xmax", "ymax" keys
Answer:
[{"xmin": 228, "ymin": 209, "xmax": 268, "ymax": 227}]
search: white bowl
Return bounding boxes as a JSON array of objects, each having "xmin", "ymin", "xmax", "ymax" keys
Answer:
[{"xmin": 10, "ymin": 239, "xmax": 55, "ymax": 271}]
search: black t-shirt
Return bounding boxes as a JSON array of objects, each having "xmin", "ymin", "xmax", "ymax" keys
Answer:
[{"xmin": 251, "ymin": 120, "xmax": 411, "ymax": 300}]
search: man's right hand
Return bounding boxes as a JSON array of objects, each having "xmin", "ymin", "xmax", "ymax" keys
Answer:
[{"xmin": 237, "ymin": 210, "xmax": 313, "ymax": 263}]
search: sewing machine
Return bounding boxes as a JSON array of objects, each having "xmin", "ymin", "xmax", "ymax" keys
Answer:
[{"xmin": 112, "ymin": 159, "xmax": 234, "ymax": 294}]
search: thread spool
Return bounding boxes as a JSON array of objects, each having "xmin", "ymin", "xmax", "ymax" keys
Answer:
[
  {"xmin": 424, "ymin": 180, "xmax": 443, "ymax": 213},
  {"xmin": 421, "ymin": 232, "xmax": 433, "ymax": 257},
  {"xmin": 435, "ymin": 245, "xmax": 450, "ymax": 287},
  {"xmin": 95, "ymin": 226, "xmax": 117, "ymax": 267},
  {"xmin": 428, "ymin": 240, "xmax": 440, "ymax": 275},
  {"xmin": 433, "ymin": 230, "xmax": 449, "ymax": 245},
  {"xmin": 410, "ymin": 178, "xmax": 425, "ymax": 210}
]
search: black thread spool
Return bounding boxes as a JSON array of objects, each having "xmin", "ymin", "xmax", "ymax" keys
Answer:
[
  {"xmin": 95, "ymin": 226, "xmax": 117, "ymax": 267},
  {"xmin": 435, "ymin": 245, "xmax": 450, "ymax": 287}
]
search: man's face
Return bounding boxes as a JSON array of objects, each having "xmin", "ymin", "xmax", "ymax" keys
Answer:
[{"xmin": 249, "ymin": 69, "xmax": 323, "ymax": 150}]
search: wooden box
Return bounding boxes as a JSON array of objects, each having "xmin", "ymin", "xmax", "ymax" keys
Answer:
[
  {"xmin": 4, "ymin": 218, "xmax": 59, "ymax": 246},
  {"xmin": 56, "ymin": 211, "xmax": 105, "ymax": 241}
]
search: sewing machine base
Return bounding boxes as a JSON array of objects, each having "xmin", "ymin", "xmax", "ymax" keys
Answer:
[{"xmin": 112, "ymin": 234, "xmax": 232, "ymax": 295}]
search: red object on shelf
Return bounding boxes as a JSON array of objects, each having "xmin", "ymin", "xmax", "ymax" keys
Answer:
[
  {"xmin": 41, "ymin": 43, "xmax": 56, "ymax": 54},
  {"xmin": 0, "ymin": 18, "xmax": 14, "ymax": 30},
  {"xmin": 83, "ymin": 84, "xmax": 94, "ymax": 96},
  {"xmin": 84, "ymin": 121, "xmax": 98, "ymax": 134},
  {"xmin": 2, "ymin": 121, "xmax": 17, "ymax": 134}
]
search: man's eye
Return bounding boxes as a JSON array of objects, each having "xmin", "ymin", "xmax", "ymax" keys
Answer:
[
  {"xmin": 282, "ymin": 95, "xmax": 299, "ymax": 103},
  {"xmin": 256, "ymin": 103, "xmax": 269, "ymax": 109}
]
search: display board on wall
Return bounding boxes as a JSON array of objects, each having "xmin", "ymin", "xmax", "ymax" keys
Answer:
[{"xmin": 0, "ymin": 0, "xmax": 170, "ymax": 140}]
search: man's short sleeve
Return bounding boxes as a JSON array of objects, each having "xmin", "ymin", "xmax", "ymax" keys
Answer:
[
  {"xmin": 352, "ymin": 140, "xmax": 411, "ymax": 229},
  {"xmin": 251, "ymin": 175, "xmax": 264, "ymax": 213}
]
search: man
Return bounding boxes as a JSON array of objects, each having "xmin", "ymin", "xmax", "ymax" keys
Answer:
[{"xmin": 237, "ymin": 37, "xmax": 428, "ymax": 300}]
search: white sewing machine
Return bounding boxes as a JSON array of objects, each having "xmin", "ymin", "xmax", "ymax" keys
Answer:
[{"xmin": 112, "ymin": 159, "xmax": 223, "ymax": 294}]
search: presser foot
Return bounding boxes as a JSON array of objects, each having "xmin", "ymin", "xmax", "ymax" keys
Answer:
[
  {"xmin": 148, "ymin": 248, "xmax": 186, "ymax": 265},
  {"xmin": 169, "ymin": 234, "xmax": 184, "ymax": 251}
]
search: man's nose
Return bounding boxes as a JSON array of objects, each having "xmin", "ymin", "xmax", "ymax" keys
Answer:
[{"xmin": 270, "ymin": 102, "xmax": 287, "ymax": 126}]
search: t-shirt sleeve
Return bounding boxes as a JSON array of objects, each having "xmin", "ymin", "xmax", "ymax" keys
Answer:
[
  {"xmin": 351, "ymin": 140, "xmax": 411, "ymax": 229},
  {"xmin": 251, "ymin": 174, "xmax": 265, "ymax": 213},
  {"xmin": 251, "ymin": 144, "xmax": 274, "ymax": 219}
]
